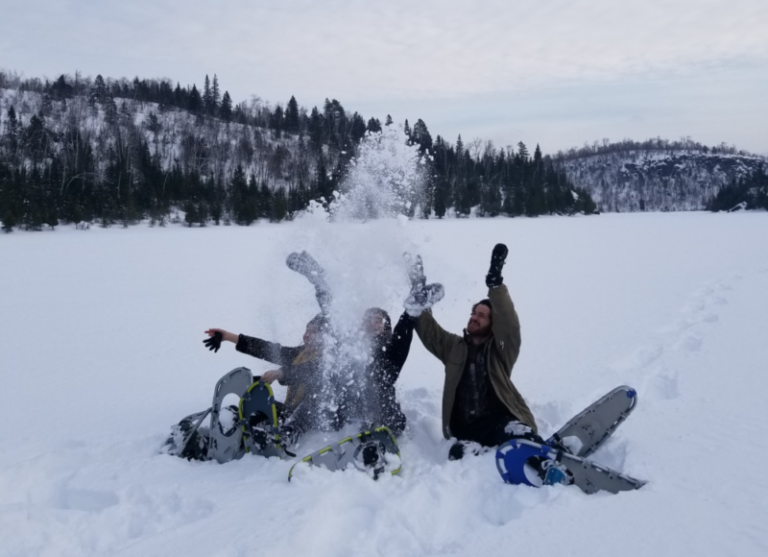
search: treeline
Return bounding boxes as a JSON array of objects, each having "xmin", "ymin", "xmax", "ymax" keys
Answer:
[
  {"xmin": 429, "ymin": 136, "xmax": 595, "ymax": 217},
  {"xmin": 706, "ymin": 165, "xmax": 768, "ymax": 212},
  {"xmin": 0, "ymin": 71, "xmax": 595, "ymax": 232},
  {"xmin": 555, "ymin": 137, "xmax": 752, "ymax": 161}
]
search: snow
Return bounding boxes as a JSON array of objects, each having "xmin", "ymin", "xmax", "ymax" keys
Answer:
[{"xmin": 2, "ymin": 211, "xmax": 768, "ymax": 557}]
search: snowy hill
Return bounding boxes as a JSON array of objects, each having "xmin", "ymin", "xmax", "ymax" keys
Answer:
[
  {"xmin": 2, "ymin": 212, "xmax": 768, "ymax": 557},
  {"xmin": 555, "ymin": 144, "xmax": 766, "ymax": 212}
]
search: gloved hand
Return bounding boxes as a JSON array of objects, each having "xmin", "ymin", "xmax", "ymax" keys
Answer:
[
  {"xmin": 403, "ymin": 252, "xmax": 426, "ymax": 291},
  {"xmin": 286, "ymin": 251, "xmax": 325, "ymax": 284},
  {"xmin": 404, "ymin": 283, "xmax": 445, "ymax": 317},
  {"xmin": 203, "ymin": 331, "xmax": 223, "ymax": 353},
  {"xmin": 485, "ymin": 243, "xmax": 508, "ymax": 287}
]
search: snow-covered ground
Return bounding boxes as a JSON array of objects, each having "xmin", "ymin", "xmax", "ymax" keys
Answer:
[{"xmin": 2, "ymin": 212, "xmax": 768, "ymax": 557}]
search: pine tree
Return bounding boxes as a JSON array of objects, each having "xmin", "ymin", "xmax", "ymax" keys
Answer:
[
  {"xmin": 366, "ymin": 118, "xmax": 382, "ymax": 133},
  {"xmin": 517, "ymin": 141, "xmax": 529, "ymax": 161},
  {"xmin": 184, "ymin": 199, "xmax": 198, "ymax": 227},
  {"xmin": 4, "ymin": 106, "xmax": 19, "ymax": 157},
  {"xmin": 411, "ymin": 119, "xmax": 432, "ymax": 152},
  {"xmin": 188, "ymin": 85, "xmax": 202, "ymax": 113},
  {"xmin": 220, "ymin": 91, "xmax": 233, "ymax": 123},
  {"xmin": 350, "ymin": 112, "xmax": 366, "ymax": 143},
  {"xmin": 285, "ymin": 96, "xmax": 300, "ymax": 133},
  {"xmin": 270, "ymin": 106, "xmax": 283, "ymax": 138},
  {"xmin": 211, "ymin": 75, "xmax": 221, "ymax": 115},
  {"xmin": 308, "ymin": 107, "xmax": 325, "ymax": 150},
  {"xmin": 202, "ymin": 75, "xmax": 213, "ymax": 114},
  {"xmin": 270, "ymin": 187, "xmax": 287, "ymax": 221}
]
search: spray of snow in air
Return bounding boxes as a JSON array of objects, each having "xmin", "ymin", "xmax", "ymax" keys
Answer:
[
  {"xmin": 329, "ymin": 124, "xmax": 427, "ymax": 222},
  {"xmin": 284, "ymin": 125, "xmax": 428, "ymax": 430}
]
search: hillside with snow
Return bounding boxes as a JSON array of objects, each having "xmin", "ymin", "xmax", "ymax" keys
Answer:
[
  {"xmin": 2, "ymin": 210, "xmax": 768, "ymax": 557},
  {"xmin": 555, "ymin": 142, "xmax": 766, "ymax": 212}
]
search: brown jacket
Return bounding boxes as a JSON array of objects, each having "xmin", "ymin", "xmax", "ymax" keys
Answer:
[{"xmin": 415, "ymin": 284, "xmax": 537, "ymax": 438}]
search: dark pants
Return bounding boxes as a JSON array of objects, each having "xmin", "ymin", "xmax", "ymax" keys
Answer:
[{"xmin": 449, "ymin": 416, "xmax": 546, "ymax": 460}]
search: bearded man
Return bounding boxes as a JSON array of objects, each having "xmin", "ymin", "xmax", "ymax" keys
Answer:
[{"xmin": 410, "ymin": 244, "xmax": 545, "ymax": 461}]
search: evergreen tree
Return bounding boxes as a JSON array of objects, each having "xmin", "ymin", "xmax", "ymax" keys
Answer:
[
  {"xmin": 258, "ymin": 182, "xmax": 272, "ymax": 218},
  {"xmin": 308, "ymin": 107, "xmax": 325, "ymax": 150},
  {"xmin": 350, "ymin": 112, "xmax": 367, "ymax": 143},
  {"xmin": 366, "ymin": 118, "xmax": 382, "ymax": 133},
  {"xmin": 270, "ymin": 106, "xmax": 284, "ymax": 138},
  {"xmin": 411, "ymin": 119, "xmax": 433, "ymax": 152},
  {"xmin": 285, "ymin": 96, "xmax": 300, "ymax": 134},
  {"xmin": 270, "ymin": 187, "xmax": 287, "ymax": 221},
  {"xmin": 517, "ymin": 141, "xmax": 529, "ymax": 161},
  {"xmin": 220, "ymin": 91, "xmax": 233, "ymax": 123},
  {"xmin": 211, "ymin": 75, "xmax": 221, "ymax": 115},
  {"xmin": 202, "ymin": 75, "xmax": 213, "ymax": 114},
  {"xmin": 188, "ymin": 85, "xmax": 202, "ymax": 113},
  {"xmin": 183, "ymin": 199, "xmax": 198, "ymax": 227}
]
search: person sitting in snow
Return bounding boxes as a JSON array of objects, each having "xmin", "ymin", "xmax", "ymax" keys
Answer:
[
  {"xmin": 278, "ymin": 251, "xmax": 417, "ymax": 436},
  {"xmin": 406, "ymin": 244, "xmax": 563, "ymax": 483},
  {"xmin": 204, "ymin": 311, "xmax": 333, "ymax": 449},
  {"xmin": 336, "ymin": 306, "xmax": 415, "ymax": 436},
  {"xmin": 204, "ymin": 310, "xmax": 331, "ymax": 449},
  {"xmin": 204, "ymin": 251, "xmax": 417, "ymax": 449}
]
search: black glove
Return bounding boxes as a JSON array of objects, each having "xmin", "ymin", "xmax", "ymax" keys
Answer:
[
  {"xmin": 203, "ymin": 331, "xmax": 223, "ymax": 353},
  {"xmin": 485, "ymin": 243, "xmax": 508, "ymax": 287}
]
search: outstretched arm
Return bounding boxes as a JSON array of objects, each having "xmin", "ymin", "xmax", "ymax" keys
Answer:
[
  {"xmin": 234, "ymin": 333, "xmax": 303, "ymax": 366},
  {"xmin": 204, "ymin": 327, "xmax": 302, "ymax": 366}
]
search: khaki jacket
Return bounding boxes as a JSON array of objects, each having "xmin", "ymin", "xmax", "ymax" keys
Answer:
[{"xmin": 415, "ymin": 284, "xmax": 537, "ymax": 438}]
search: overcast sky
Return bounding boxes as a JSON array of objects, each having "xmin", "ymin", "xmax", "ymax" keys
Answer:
[{"xmin": 2, "ymin": 0, "xmax": 767, "ymax": 154}]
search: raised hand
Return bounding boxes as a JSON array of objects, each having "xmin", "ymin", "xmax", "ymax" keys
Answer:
[
  {"xmin": 486, "ymin": 243, "xmax": 508, "ymax": 288},
  {"xmin": 404, "ymin": 283, "xmax": 445, "ymax": 317},
  {"xmin": 403, "ymin": 252, "xmax": 426, "ymax": 291},
  {"xmin": 286, "ymin": 251, "xmax": 325, "ymax": 284}
]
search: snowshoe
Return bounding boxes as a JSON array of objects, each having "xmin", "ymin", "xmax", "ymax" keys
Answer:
[
  {"xmin": 496, "ymin": 439, "xmax": 646, "ymax": 494},
  {"xmin": 163, "ymin": 408, "xmax": 211, "ymax": 461},
  {"xmin": 239, "ymin": 379, "xmax": 287, "ymax": 458},
  {"xmin": 207, "ymin": 367, "xmax": 254, "ymax": 463},
  {"xmin": 288, "ymin": 426, "xmax": 401, "ymax": 481},
  {"xmin": 547, "ymin": 385, "xmax": 637, "ymax": 458}
]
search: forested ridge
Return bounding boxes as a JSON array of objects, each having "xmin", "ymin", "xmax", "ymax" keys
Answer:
[
  {"xmin": 0, "ymin": 71, "xmax": 595, "ymax": 232},
  {"xmin": 553, "ymin": 138, "xmax": 767, "ymax": 213}
]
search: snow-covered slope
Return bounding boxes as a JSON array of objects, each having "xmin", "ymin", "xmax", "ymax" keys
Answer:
[
  {"xmin": 2, "ymin": 212, "xmax": 768, "ymax": 557},
  {"xmin": 556, "ymin": 149, "xmax": 766, "ymax": 212}
]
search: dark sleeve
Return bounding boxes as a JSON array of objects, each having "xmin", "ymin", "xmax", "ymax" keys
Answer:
[
  {"xmin": 376, "ymin": 312, "xmax": 415, "ymax": 384},
  {"xmin": 235, "ymin": 334, "xmax": 303, "ymax": 366}
]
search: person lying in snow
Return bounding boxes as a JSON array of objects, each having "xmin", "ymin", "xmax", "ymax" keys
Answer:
[{"xmin": 406, "ymin": 243, "xmax": 568, "ymax": 484}]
